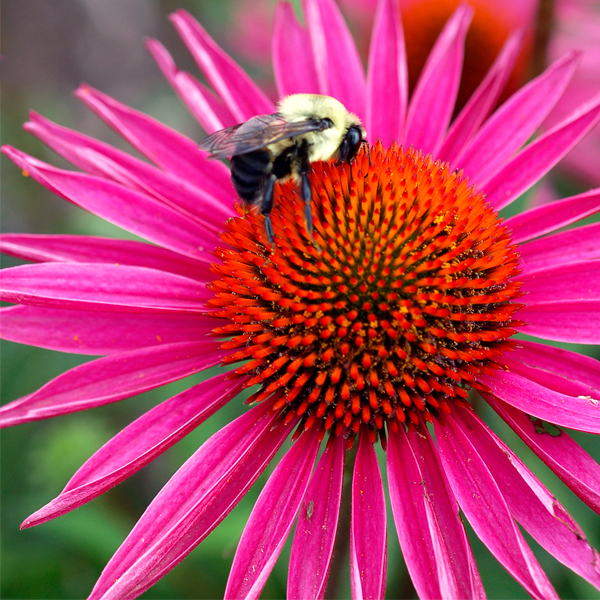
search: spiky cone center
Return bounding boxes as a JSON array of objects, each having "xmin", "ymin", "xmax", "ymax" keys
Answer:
[{"xmin": 209, "ymin": 141, "xmax": 523, "ymax": 449}]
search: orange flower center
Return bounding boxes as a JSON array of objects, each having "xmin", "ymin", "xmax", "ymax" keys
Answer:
[{"xmin": 209, "ymin": 142, "xmax": 523, "ymax": 449}]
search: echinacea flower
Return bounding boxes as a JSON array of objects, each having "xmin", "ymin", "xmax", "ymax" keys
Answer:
[{"xmin": 2, "ymin": 0, "xmax": 600, "ymax": 598}]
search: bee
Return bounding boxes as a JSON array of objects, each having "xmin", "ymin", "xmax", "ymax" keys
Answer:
[{"xmin": 198, "ymin": 94, "xmax": 367, "ymax": 247}]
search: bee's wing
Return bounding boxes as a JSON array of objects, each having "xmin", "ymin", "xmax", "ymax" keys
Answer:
[{"xmin": 198, "ymin": 114, "xmax": 332, "ymax": 159}]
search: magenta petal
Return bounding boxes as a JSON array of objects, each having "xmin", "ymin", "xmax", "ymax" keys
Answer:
[
  {"xmin": 0, "ymin": 341, "xmax": 224, "ymax": 427},
  {"xmin": 434, "ymin": 417, "xmax": 558, "ymax": 599},
  {"xmin": 2, "ymin": 147, "xmax": 218, "ymax": 261},
  {"xmin": 366, "ymin": 0, "xmax": 407, "ymax": 146},
  {"xmin": 438, "ymin": 29, "xmax": 524, "ymax": 164},
  {"xmin": 483, "ymin": 92, "xmax": 600, "ymax": 210},
  {"xmin": 487, "ymin": 396, "xmax": 600, "ymax": 515},
  {"xmin": 520, "ymin": 260, "xmax": 600, "ymax": 304},
  {"xmin": 387, "ymin": 425, "xmax": 484, "ymax": 600},
  {"xmin": 89, "ymin": 400, "xmax": 294, "ymax": 600},
  {"xmin": 301, "ymin": 0, "xmax": 366, "ymax": 121},
  {"xmin": 169, "ymin": 10, "xmax": 274, "ymax": 122},
  {"xmin": 273, "ymin": 2, "xmax": 320, "ymax": 97},
  {"xmin": 146, "ymin": 38, "xmax": 237, "ymax": 133},
  {"xmin": 478, "ymin": 368, "xmax": 600, "ymax": 433},
  {"xmin": 0, "ymin": 305, "xmax": 212, "ymax": 355},
  {"xmin": 0, "ymin": 263, "xmax": 210, "ymax": 313},
  {"xmin": 0, "ymin": 234, "xmax": 212, "ymax": 281},
  {"xmin": 506, "ymin": 188, "xmax": 600, "ymax": 244},
  {"xmin": 23, "ymin": 374, "xmax": 243, "ymax": 528},
  {"xmin": 454, "ymin": 407, "xmax": 600, "ymax": 589},
  {"xmin": 225, "ymin": 428, "xmax": 321, "ymax": 600},
  {"xmin": 24, "ymin": 111, "xmax": 234, "ymax": 222},
  {"xmin": 288, "ymin": 434, "xmax": 345, "ymax": 600},
  {"xmin": 519, "ymin": 222, "xmax": 600, "ymax": 274},
  {"xmin": 404, "ymin": 5, "xmax": 473, "ymax": 156},
  {"xmin": 518, "ymin": 301, "xmax": 600, "ymax": 344},
  {"xmin": 456, "ymin": 52, "xmax": 580, "ymax": 182},
  {"xmin": 350, "ymin": 428, "xmax": 387, "ymax": 600}
]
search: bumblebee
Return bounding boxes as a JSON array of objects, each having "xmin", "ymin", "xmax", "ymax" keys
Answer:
[{"xmin": 198, "ymin": 94, "xmax": 367, "ymax": 246}]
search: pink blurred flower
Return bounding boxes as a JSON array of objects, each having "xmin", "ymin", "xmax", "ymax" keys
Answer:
[{"xmin": 2, "ymin": 1, "xmax": 600, "ymax": 599}]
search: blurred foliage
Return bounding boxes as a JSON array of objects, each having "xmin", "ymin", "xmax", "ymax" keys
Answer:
[{"xmin": 2, "ymin": 0, "xmax": 600, "ymax": 599}]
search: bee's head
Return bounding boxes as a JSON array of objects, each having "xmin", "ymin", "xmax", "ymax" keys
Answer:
[{"xmin": 339, "ymin": 124, "xmax": 367, "ymax": 164}]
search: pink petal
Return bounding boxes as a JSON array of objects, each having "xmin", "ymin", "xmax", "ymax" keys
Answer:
[
  {"xmin": 0, "ymin": 341, "xmax": 224, "ymax": 427},
  {"xmin": 0, "ymin": 263, "xmax": 210, "ymax": 314},
  {"xmin": 487, "ymin": 396, "xmax": 600, "ymax": 514},
  {"xmin": 2, "ymin": 147, "xmax": 219, "ymax": 261},
  {"xmin": 434, "ymin": 417, "xmax": 558, "ymax": 599},
  {"xmin": 0, "ymin": 305, "xmax": 212, "ymax": 355},
  {"xmin": 455, "ymin": 52, "xmax": 580, "ymax": 182},
  {"xmin": 478, "ymin": 368, "xmax": 600, "ymax": 434},
  {"xmin": 225, "ymin": 427, "xmax": 321, "ymax": 600},
  {"xmin": 366, "ymin": 0, "xmax": 407, "ymax": 146},
  {"xmin": 520, "ymin": 260, "xmax": 600, "ymax": 304},
  {"xmin": 24, "ymin": 111, "xmax": 234, "ymax": 222},
  {"xmin": 288, "ymin": 434, "xmax": 345, "ymax": 600},
  {"xmin": 518, "ymin": 301, "xmax": 600, "ymax": 344},
  {"xmin": 74, "ymin": 85, "xmax": 232, "ymax": 200},
  {"xmin": 89, "ymin": 400, "xmax": 294, "ymax": 600},
  {"xmin": 403, "ymin": 5, "xmax": 473, "ymax": 157},
  {"xmin": 272, "ymin": 2, "xmax": 320, "ymax": 98},
  {"xmin": 387, "ymin": 425, "xmax": 484, "ymax": 600},
  {"xmin": 350, "ymin": 428, "xmax": 387, "ymax": 600},
  {"xmin": 519, "ymin": 223, "xmax": 600, "ymax": 274},
  {"xmin": 146, "ymin": 38, "xmax": 237, "ymax": 133},
  {"xmin": 483, "ymin": 92, "xmax": 600, "ymax": 211},
  {"xmin": 506, "ymin": 188, "xmax": 600, "ymax": 244},
  {"xmin": 169, "ymin": 10, "xmax": 274, "ymax": 122},
  {"xmin": 0, "ymin": 234, "xmax": 212, "ymax": 281},
  {"xmin": 301, "ymin": 0, "xmax": 366, "ymax": 121},
  {"xmin": 438, "ymin": 29, "xmax": 524, "ymax": 164},
  {"xmin": 23, "ymin": 374, "xmax": 243, "ymax": 528},
  {"xmin": 453, "ymin": 407, "xmax": 600, "ymax": 589}
]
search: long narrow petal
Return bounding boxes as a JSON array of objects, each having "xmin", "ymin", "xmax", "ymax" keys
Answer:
[
  {"xmin": 0, "ymin": 234, "xmax": 212, "ymax": 281},
  {"xmin": 438, "ymin": 30, "xmax": 524, "ymax": 164},
  {"xmin": 483, "ymin": 93, "xmax": 600, "ymax": 210},
  {"xmin": 89, "ymin": 400, "xmax": 294, "ymax": 600},
  {"xmin": 520, "ymin": 260, "xmax": 600, "ymax": 304},
  {"xmin": 434, "ymin": 418, "xmax": 558, "ymax": 599},
  {"xmin": 403, "ymin": 5, "xmax": 473, "ymax": 156},
  {"xmin": 518, "ymin": 301, "xmax": 600, "ymax": 344},
  {"xmin": 455, "ymin": 52, "xmax": 580, "ymax": 181},
  {"xmin": 272, "ymin": 2, "xmax": 320, "ymax": 98},
  {"xmin": 0, "ymin": 263, "xmax": 210, "ymax": 313},
  {"xmin": 23, "ymin": 374, "xmax": 244, "ymax": 528},
  {"xmin": 506, "ymin": 188, "xmax": 600, "ymax": 244},
  {"xmin": 146, "ymin": 38, "xmax": 237, "ymax": 133},
  {"xmin": 169, "ymin": 10, "xmax": 274, "ymax": 121},
  {"xmin": 0, "ymin": 305, "xmax": 212, "ymax": 355},
  {"xmin": 519, "ymin": 222, "xmax": 600, "ymax": 274},
  {"xmin": 225, "ymin": 427, "xmax": 321, "ymax": 600},
  {"xmin": 454, "ymin": 407, "xmax": 600, "ymax": 589},
  {"xmin": 387, "ymin": 425, "xmax": 484, "ymax": 600},
  {"xmin": 2, "ymin": 147, "xmax": 219, "ymax": 261},
  {"xmin": 288, "ymin": 435, "xmax": 345, "ymax": 600},
  {"xmin": 487, "ymin": 396, "xmax": 600, "ymax": 514},
  {"xmin": 350, "ymin": 428, "xmax": 387, "ymax": 600},
  {"xmin": 366, "ymin": 0, "xmax": 407, "ymax": 146},
  {"xmin": 24, "ymin": 111, "xmax": 234, "ymax": 222},
  {"xmin": 74, "ymin": 85, "xmax": 231, "ymax": 198},
  {"xmin": 478, "ymin": 368, "xmax": 600, "ymax": 433},
  {"xmin": 302, "ymin": 0, "xmax": 366, "ymax": 120},
  {"xmin": 0, "ymin": 341, "xmax": 224, "ymax": 427}
]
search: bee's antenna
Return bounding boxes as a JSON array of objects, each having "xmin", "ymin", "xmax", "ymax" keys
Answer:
[{"xmin": 361, "ymin": 139, "xmax": 371, "ymax": 165}]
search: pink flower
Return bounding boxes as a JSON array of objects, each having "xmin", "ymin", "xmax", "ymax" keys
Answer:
[{"xmin": 2, "ymin": 1, "xmax": 600, "ymax": 599}]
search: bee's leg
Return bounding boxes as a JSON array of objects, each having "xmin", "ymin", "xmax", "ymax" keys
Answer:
[
  {"xmin": 260, "ymin": 173, "xmax": 277, "ymax": 249},
  {"xmin": 299, "ymin": 163, "xmax": 321, "ymax": 252}
]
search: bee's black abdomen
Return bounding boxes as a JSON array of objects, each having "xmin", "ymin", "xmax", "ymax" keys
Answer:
[{"xmin": 231, "ymin": 150, "xmax": 270, "ymax": 204}]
